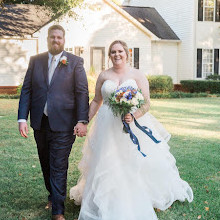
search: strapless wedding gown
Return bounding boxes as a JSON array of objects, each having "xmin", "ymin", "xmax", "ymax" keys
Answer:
[{"xmin": 70, "ymin": 79, "xmax": 193, "ymax": 220}]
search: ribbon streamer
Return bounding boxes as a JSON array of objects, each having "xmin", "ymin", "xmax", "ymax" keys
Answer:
[{"xmin": 122, "ymin": 115, "xmax": 161, "ymax": 157}]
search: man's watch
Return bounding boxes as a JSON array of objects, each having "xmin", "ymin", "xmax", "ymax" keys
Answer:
[{"xmin": 78, "ymin": 120, "xmax": 88, "ymax": 125}]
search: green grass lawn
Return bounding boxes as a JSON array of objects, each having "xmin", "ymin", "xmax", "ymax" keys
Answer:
[{"xmin": 0, "ymin": 98, "xmax": 219, "ymax": 220}]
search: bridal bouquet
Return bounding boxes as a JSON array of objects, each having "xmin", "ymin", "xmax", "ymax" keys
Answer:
[
  {"xmin": 108, "ymin": 86, "xmax": 145, "ymax": 117},
  {"xmin": 109, "ymin": 86, "xmax": 160, "ymax": 157}
]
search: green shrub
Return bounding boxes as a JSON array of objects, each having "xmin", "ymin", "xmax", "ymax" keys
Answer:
[
  {"xmin": 206, "ymin": 74, "xmax": 220, "ymax": 81},
  {"xmin": 89, "ymin": 65, "xmax": 96, "ymax": 77},
  {"xmin": 150, "ymin": 91, "xmax": 216, "ymax": 99},
  {"xmin": 17, "ymin": 84, "xmax": 22, "ymax": 95},
  {"xmin": 147, "ymin": 75, "xmax": 173, "ymax": 93},
  {"xmin": 87, "ymin": 75, "xmax": 96, "ymax": 95},
  {"xmin": 0, "ymin": 94, "xmax": 20, "ymax": 99},
  {"xmin": 180, "ymin": 80, "xmax": 220, "ymax": 94}
]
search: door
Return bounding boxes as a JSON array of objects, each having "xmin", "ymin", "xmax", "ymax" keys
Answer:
[{"xmin": 90, "ymin": 47, "xmax": 105, "ymax": 75}]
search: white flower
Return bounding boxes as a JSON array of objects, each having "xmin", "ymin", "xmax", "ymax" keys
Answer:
[
  {"xmin": 120, "ymin": 97, "xmax": 130, "ymax": 104},
  {"xmin": 131, "ymin": 97, "xmax": 139, "ymax": 105},
  {"xmin": 60, "ymin": 56, "xmax": 68, "ymax": 65},
  {"xmin": 123, "ymin": 91, "xmax": 129, "ymax": 97},
  {"xmin": 130, "ymin": 106, "xmax": 137, "ymax": 113},
  {"xmin": 136, "ymin": 92, "xmax": 144, "ymax": 101}
]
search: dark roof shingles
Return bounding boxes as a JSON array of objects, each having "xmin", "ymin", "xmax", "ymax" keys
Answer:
[
  {"xmin": 0, "ymin": 4, "xmax": 51, "ymax": 37},
  {"xmin": 122, "ymin": 6, "xmax": 179, "ymax": 40},
  {"xmin": 0, "ymin": 4, "xmax": 179, "ymax": 40}
]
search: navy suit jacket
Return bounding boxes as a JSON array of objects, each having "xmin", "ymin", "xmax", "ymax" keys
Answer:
[{"xmin": 18, "ymin": 51, "xmax": 89, "ymax": 131}]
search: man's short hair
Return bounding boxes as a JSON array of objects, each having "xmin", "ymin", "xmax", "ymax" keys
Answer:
[{"xmin": 48, "ymin": 25, "xmax": 65, "ymax": 37}]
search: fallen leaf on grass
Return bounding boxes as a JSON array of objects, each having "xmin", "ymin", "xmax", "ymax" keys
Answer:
[
  {"xmin": 205, "ymin": 207, "xmax": 209, "ymax": 211},
  {"xmin": 183, "ymin": 213, "xmax": 186, "ymax": 216},
  {"xmin": 197, "ymin": 215, "xmax": 202, "ymax": 219},
  {"xmin": 204, "ymin": 201, "xmax": 208, "ymax": 204},
  {"xmin": 156, "ymin": 208, "xmax": 160, "ymax": 212},
  {"xmin": 19, "ymin": 173, "xmax": 22, "ymax": 176}
]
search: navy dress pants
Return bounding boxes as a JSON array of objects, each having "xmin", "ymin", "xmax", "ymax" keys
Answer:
[{"xmin": 34, "ymin": 114, "xmax": 75, "ymax": 215}]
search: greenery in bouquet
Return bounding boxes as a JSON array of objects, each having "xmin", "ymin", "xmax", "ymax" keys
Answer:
[{"xmin": 108, "ymin": 86, "xmax": 145, "ymax": 117}]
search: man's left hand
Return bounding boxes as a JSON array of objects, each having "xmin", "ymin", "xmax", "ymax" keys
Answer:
[{"xmin": 74, "ymin": 122, "xmax": 87, "ymax": 137}]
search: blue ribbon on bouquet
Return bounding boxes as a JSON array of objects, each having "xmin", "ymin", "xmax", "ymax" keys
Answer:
[{"xmin": 122, "ymin": 114, "xmax": 161, "ymax": 157}]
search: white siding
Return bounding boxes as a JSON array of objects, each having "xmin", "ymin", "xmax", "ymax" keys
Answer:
[
  {"xmin": 196, "ymin": 22, "xmax": 220, "ymax": 78},
  {"xmin": 195, "ymin": 0, "xmax": 220, "ymax": 78},
  {"xmin": 125, "ymin": 0, "xmax": 196, "ymax": 82},
  {"xmin": 151, "ymin": 41, "xmax": 178, "ymax": 83},
  {"xmin": 0, "ymin": 38, "xmax": 37, "ymax": 86},
  {"xmin": 34, "ymin": 0, "xmax": 152, "ymax": 75},
  {"xmin": 196, "ymin": 22, "xmax": 220, "ymax": 48}
]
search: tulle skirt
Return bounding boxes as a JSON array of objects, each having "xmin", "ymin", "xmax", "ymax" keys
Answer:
[{"xmin": 70, "ymin": 104, "xmax": 193, "ymax": 220}]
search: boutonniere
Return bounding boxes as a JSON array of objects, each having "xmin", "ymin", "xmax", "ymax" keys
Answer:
[{"xmin": 59, "ymin": 56, "xmax": 68, "ymax": 67}]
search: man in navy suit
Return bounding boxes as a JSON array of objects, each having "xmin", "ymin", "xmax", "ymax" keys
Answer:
[{"xmin": 18, "ymin": 25, "xmax": 89, "ymax": 220}]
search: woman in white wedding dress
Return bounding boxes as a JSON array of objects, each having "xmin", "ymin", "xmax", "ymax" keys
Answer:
[{"xmin": 70, "ymin": 40, "xmax": 193, "ymax": 220}]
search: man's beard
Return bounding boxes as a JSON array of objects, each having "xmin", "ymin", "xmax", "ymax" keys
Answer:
[{"xmin": 48, "ymin": 43, "xmax": 64, "ymax": 55}]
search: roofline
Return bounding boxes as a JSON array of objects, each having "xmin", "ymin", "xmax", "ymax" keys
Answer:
[
  {"xmin": 31, "ymin": 12, "xmax": 62, "ymax": 35},
  {"xmin": 103, "ymin": 0, "xmax": 159, "ymax": 40},
  {"xmin": 152, "ymin": 39, "xmax": 181, "ymax": 43},
  {"xmin": 0, "ymin": 35, "xmax": 37, "ymax": 39}
]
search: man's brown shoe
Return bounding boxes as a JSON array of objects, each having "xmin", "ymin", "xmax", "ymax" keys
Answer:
[
  {"xmin": 45, "ymin": 201, "xmax": 52, "ymax": 210},
  {"xmin": 52, "ymin": 214, "xmax": 65, "ymax": 220}
]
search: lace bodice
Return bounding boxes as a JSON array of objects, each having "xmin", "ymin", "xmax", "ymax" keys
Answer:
[{"xmin": 101, "ymin": 79, "xmax": 138, "ymax": 103}]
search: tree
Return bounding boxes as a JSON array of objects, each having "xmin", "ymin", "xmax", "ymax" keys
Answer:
[{"xmin": 0, "ymin": 0, "xmax": 84, "ymax": 17}]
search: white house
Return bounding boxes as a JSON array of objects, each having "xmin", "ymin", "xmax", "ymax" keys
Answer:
[
  {"xmin": 34, "ymin": 0, "xmax": 180, "ymax": 81},
  {"xmin": 0, "ymin": 0, "xmax": 180, "ymax": 91},
  {"xmin": 3, "ymin": 0, "xmax": 215, "ymax": 92},
  {"xmin": 0, "ymin": 4, "xmax": 51, "ymax": 93},
  {"xmin": 123, "ymin": 0, "xmax": 220, "ymax": 80}
]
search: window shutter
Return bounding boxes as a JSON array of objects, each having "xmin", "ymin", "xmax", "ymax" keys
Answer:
[
  {"xmin": 197, "ymin": 49, "xmax": 202, "ymax": 78},
  {"xmin": 198, "ymin": 0, "xmax": 203, "ymax": 21},
  {"xmin": 134, "ymin": 48, "xmax": 139, "ymax": 69},
  {"xmin": 214, "ymin": 49, "xmax": 219, "ymax": 74},
  {"xmin": 216, "ymin": 0, "xmax": 220, "ymax": 22}
]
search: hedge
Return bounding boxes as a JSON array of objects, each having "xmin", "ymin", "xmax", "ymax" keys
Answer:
[
  {"xmin": 150, "ymin": 92, "xmax": 218, "ymax": 99},
  {"xmin": 180, "ymin": 80, "xmax": 220, "ymax": 94},
  {"xmin": 206, "ymin": 74, "xmax": 220, "ymax": 81},
  {"xmin": 0, "ymin": 94, "xmax": 20, "ymax": 99},
  {"xmin": 1, "ymin": 92, "xmax": 219, "ymax": 100},
  {"xmin": 147, "ymin": 75, "xmax": 173, "ymax": 93}
]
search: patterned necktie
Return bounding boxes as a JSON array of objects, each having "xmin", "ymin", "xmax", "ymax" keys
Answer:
[
  {"xmin": 44, "ymin": 56, "xmax": 57, "ymax": 116},
  {"xmin": 48, "ymin": 56, "xmax": 56, "ymax": 84}
]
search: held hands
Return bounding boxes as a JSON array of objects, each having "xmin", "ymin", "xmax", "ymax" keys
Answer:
[
  {"xmin": 19, "ymin": 122, "xmax": 29, "ymax": 138},
  {"xmin": 124, "ymin": 113, "xmax": 134, "ymax": 124},
  {"xmin": 74, "ymin": 122, "xmax": 87, "ymax": 137}
]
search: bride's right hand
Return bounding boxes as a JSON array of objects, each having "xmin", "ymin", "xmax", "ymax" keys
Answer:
[{"xmin": 124, "ymin": 113, "xmax": 133, "ymax": 124}]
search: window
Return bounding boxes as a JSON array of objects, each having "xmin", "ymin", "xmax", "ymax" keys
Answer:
[
  {"xmin": 75, "ymin": 47, "xmax": 80, "ymax": 56},
  {"xmin": 134, "ymin": 48, "xmax": 139, "ymax": 69},
  {"xmin": 129, "ymin": 48, "xmax": 140, "ymax": 69},
  {"xmin": 198, "ymin": 0, "xmax": 220, "ymax": 21},
  {"xmin": 65, "ymin": 47, "xmax": 73, "ymax": 53},
  {"xmin": 202, "ymin": 49, "xmax": 213, "ymax": 77},
  {"xmin": 129, "ymin": 48, "xmax": 133, "ymax": 67},
  {"xmin": 197, "ymin": 48, "xmax": 219, "ymax": 78},
  {"xmin": 204, "ymin": 0, "xmax": 215, "ymax": 21}
]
